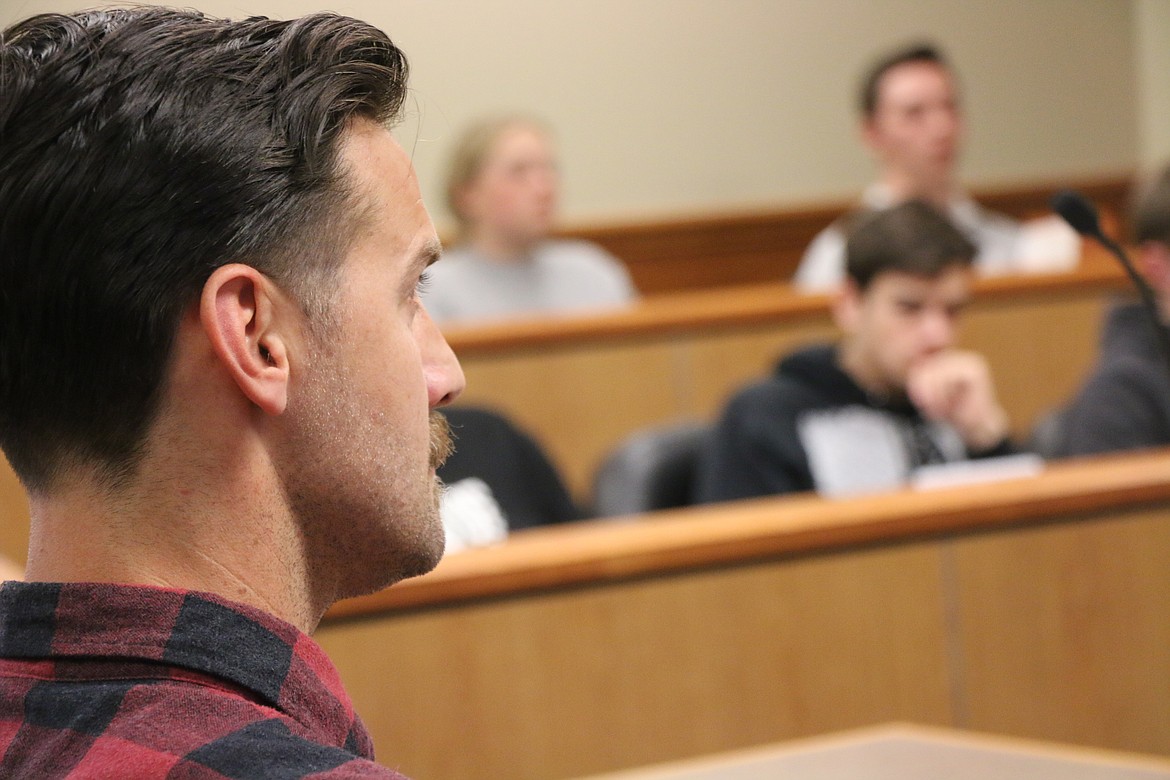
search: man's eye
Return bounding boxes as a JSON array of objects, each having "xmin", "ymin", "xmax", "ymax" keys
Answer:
[{"xmin": 415, "ymin": 270, "xmax": 431, "ymax": 295}]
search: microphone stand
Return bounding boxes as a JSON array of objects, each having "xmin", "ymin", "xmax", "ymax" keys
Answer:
[{"xmin": 1051, "ymin": 190, "xmax": 1170, "ymax": 379}]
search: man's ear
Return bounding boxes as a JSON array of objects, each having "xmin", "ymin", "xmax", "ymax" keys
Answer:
[
  {"xmin": 199, "ymin": 264, "xmax": 291, "ymax": 415},
  {"xmin": 832, "ymin": 277, "xmax": 863, "ymax": 334}
]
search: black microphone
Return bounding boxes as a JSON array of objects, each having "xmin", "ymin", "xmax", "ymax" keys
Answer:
[
  {"xmin": 1051, "ymin": 190, "xmax": 1103, "ymax": 237},
  {"xmin": 1051, "ymin": 189, "xmax": 1170, "ymax": 374}
]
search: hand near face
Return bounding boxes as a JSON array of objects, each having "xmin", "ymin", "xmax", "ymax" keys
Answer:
[{"xmin": 906, "ymin": 350, "xmax": 1008, "ymax": 452}]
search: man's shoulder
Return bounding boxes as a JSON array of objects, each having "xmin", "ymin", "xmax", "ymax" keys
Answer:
[
  {"xmin": 1099, "ymin": 301, "xmax": 1159, "ymax": 354},
  {"xmin": 535, "ymin": 239, "xmax": 637, "ymax": 301},
  {"xmin": 1059, "ymin": 349, "xmax": 1170, "ymax": 457},
  {"xmin": 173, "ymin": 717, "xmax": 407, "ymax": 779},
  {"xmin": 794, "ymin": 223, "xmax": 846, "ymax": 291},
  {"xmin": 0, "ymin": 582, "xmax": 395, "ymax": 778},
  {"xmin": 1080, "ymin": 350, "xmax": 1168, "ymax": 400},
  {"xmin": 538, "ymin": 239, "xmax": 626, "ymax": 273},
  {"xmin": 724, "ymin": 348, "xmax": 850, "ymax": 421},
  {"xmin": 0, "ymin": 674, "xmax": 404, "ymax": 778}
]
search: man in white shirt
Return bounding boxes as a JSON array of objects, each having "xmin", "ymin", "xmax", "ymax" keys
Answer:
[{"xmin": 794, "ymin": 43, "xmax": 1076, "ymax": 291}]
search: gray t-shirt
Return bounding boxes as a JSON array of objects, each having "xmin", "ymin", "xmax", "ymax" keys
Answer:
[
  {"xmin": 793, "ymin": 184, "xmax": 1025, "ymax": 292},
  {"xmin": 422, "ymin": 239, "xmax": 638, "ymax": 325}
]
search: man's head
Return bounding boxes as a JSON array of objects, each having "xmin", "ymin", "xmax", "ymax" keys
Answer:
[
  {"xmin": 1134, "ymin": 166, "xmax": 1170, "ymax": 248},
  {"xmin": 859, "ymin": 43, "xmax": 962, "ymax": 198},
  {"xmin": 0, "ymin": 8, "xmax": 406, "ymax": 490},
  {"xmin": 445, "ymin": 116, "xmax": 559, "ymax": 249},
  {"xmin": 1133, "ymin": 166, "xmax": 1170, "ymax": 301},
  {"xmin": 0, "ymin": 8, "xmax": 463, "ymax": 595},
  {"xmin": 834, "ymin": 201, "xmax": 977, "ymax": 394}
]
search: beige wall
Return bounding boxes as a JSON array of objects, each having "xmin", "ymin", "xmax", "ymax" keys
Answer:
[
  {"xmin": 0, "ymin": 0, "xmax": 1148, "ymax": 231},
  {"xmin": 1136, "ymin": 0, "xmax": 1170, "ymax": 169}
]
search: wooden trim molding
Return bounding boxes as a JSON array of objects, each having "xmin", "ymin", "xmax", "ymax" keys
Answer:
[
  {"xmin": 325, "ymin": 447, "xmax": 1170, "ymax": 620},
  {"xmin": 553, "ymin": 173, "xmax": 1133, "ymax": 295},
  {"xmin": 439, "ymin": 244, "xmax": 1129, "ymax": 358}
]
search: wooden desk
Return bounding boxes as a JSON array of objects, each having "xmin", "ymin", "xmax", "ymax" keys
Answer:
[
  {"xmin": 576, "ymin": 723, "xmax": 1170, "ymax": 780},
  {"xmin": 318, "ymin": 449, "xmax": 1170, "ymax": 780},
  {"xmin": 443, "ymin": 248, "xmax": 1131, "ymax": 499}
]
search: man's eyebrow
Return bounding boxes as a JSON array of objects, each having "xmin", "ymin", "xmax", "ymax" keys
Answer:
[
  {"xmin": 405, "ymin": 238, "xmax": 442, "ymax": 281},
  {"xmin": 416, "ymin": 238, "xmax": 442, "ymax": 269}
]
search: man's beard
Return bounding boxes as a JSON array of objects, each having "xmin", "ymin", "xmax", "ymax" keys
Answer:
[
  {"xmin": 430, "ymin": 410, "xmax": 454, "ymax": 470},
  {"xmin": 429, "ymin": 410, "xmax": 454, "ymax": 508}
]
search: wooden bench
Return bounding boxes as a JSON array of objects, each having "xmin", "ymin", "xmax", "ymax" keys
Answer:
[
  {"xmin": 444, "ymin": 247, "xmax": 1132, "ymax": 500},
  {"xmin": 319, "ymin": 448, "xmax": 1170, "ymax": 779}
]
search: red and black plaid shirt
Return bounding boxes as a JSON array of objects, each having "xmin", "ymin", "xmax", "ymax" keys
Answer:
[{"xmin": 0, "ymin": 581, "xmax": 409, "ymax": 778}]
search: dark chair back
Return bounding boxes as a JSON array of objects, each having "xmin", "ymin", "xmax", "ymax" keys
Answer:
[
  {"xmin": 439, "ymin": 406, "xmax": 580, "ymax": 530},
  {"xmin": 592, "ymin": 422, "xmax": 710, "ymax": 517},
  {"xmin": 1027, "ymin": 406, "xmax": 1070, "ymax": 460}
]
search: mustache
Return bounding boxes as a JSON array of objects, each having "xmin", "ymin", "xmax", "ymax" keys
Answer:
[{"xmin": 429, "ymin": 411, "xmax": 454, "ymax": 470}]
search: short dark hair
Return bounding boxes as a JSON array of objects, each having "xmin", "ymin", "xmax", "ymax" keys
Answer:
[
  {"xmin": 1132, "ymin": 165, "xmax": 1170, "ymax": 246},
  {"xmin": 0, "ymin": 7, "xmax": 409, "ymax": 491},
  {"xmin": 845, "ymin": 200, "xmax": 977, "ymax": 290},
  {"xmin": 859, "ymin": 42, "xmax": 949, "ymax": 117}
]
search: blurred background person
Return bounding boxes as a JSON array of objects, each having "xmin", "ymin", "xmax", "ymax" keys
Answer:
[
  {"xmin": 1046, "ymin": 165, "xmax": 1170, "ymax": 457},
  {"xmin": 422, "ymin": 116, "xmax": 638, "ymax": 324},
  {"xmin": 794, "ymin": 43, "xmax": 1077, "ymax": 292},
  {"xmin": 437, "ymin": 405, "xmax": 581, "ymax": 554},
  {"xmin": 696, "ymin": 201, "xmax": 1013, "ymax": 501}
]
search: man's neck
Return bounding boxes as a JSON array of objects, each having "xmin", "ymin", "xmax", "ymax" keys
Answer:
[
  {"xmin": 880, "ymin": 171, "xmax": 954, "ymax": 211},
  {"xmin": 836, "ymin": 339, "xmax": 895, "ymax": 399},
  {"xmin": 465, "ymin": 227, "xmax": 538, "ymax": 263},
  {"xmin": 23, "ymin": 460, "xmax": 324, "ymax": 634}
]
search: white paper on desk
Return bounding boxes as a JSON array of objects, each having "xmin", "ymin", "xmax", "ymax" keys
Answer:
[
  {"xmin": 910, "ymin": 453, "xmax": 1045, "ymax": 491},
  {"xmin": 1013, "ymin": 215, "xmax": 1081, "ymax": 273},
  {"xmin": 799, "ymin": 407, "xmax": 908, "ymax": 498},
  {"xmin": 440, "ymin": 477, "xmax": 508, "ymax": 554}
]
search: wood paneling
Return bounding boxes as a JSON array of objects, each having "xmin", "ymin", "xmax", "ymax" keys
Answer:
[
  {"xmin": 955, "ymin": 507, "xmax": 1170, "ymax": 755},
  {"xmin": 317, "ymin": 450, "xmax": 1170, "ymax": 780},
  {"xmin": 319, "ymin": 544, "xmax": 953, "ymax": 780}
]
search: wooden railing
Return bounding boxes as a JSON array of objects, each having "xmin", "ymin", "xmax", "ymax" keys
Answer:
[
  {"xmin": 327, "ymin": 446, "xmax": 1170, "ymax": 617},
  {"xmin": 555, "ymin": 173, "xmax": 1131, "ymax": 294},
  {"xmin": 317, "ymin": 448, "xmax": 1170, "ymax": 779}
]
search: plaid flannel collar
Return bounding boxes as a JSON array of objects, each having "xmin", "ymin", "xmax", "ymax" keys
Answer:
[{"xmin": 0, "ymin": 580, "xmax": 371, "ymax": 756}]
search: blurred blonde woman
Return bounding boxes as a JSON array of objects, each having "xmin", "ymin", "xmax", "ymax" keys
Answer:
[{"xmin": 421, "ymin": 116, "xmax": 637, "ymax": 324}]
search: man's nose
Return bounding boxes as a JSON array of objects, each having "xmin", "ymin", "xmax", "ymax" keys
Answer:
[
  {"xmin": 920, "ymin": 309, "xmax": 955, "ymax": 348},
  {"xmin": 419, "ymin": 306, "xmax": 465, "ymax": 407}
]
